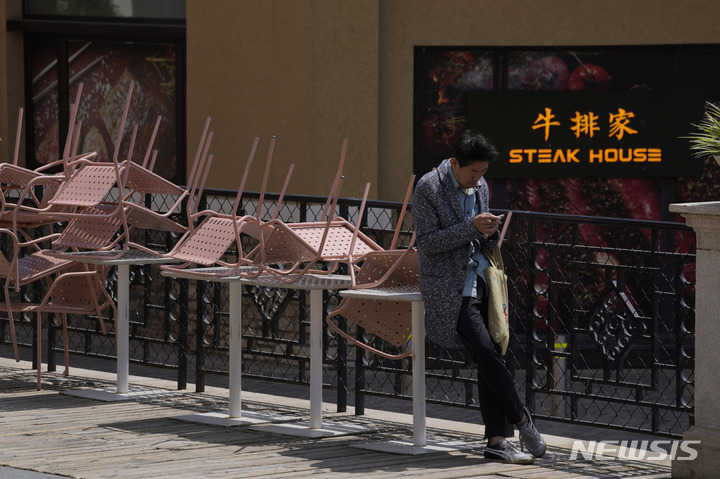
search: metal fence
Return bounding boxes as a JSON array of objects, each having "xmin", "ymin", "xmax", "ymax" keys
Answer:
[{"xmin": 0, "ymin": 188, "xmax": 695, "ymax": 437}]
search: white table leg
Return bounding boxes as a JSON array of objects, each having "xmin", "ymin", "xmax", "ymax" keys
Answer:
[
  {"xmin": 354, "ymin": 298, "xmax": 459, "ymax": 454},
  {"xmin": 229, "ymin": 281, "xmax": 243, "ymax": 418},
  {"xmin": 116, "ymin": 264, "xmax": 130, "ymax": 394},
  {"xmin": 249, "ymin": 282, "xmax": 370, "ymax": 437},
  {"xmin": 412, "ymin": 301, "xmax": 426, "ymax": 447},
  {"xmin": 173, "ymin": 280, "xmax": 296, "ymax": 426},
  {"xmin": 310, "ymin": 289, "xmax": 323, "ymax": 429},
  {"xmin": 62, "ymin": 259, "xmax": 179, "ymax": 401}
]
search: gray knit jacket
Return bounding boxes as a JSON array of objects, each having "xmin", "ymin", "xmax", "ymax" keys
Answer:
[{"xmin": 412, "ymin": 159, "xmax": 498, "ymax": 348}]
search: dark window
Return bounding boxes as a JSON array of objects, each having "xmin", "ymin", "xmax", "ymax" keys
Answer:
[
  {"xmin": 413, "ymin": 46, "xmax": 720, "ymax": 220},
  {"xmin": 24, "ymin": 0, "xmax": 185, "ymax": 21},
  {"xmin": 10, "ymin": 1, "xmax": 186, "ymax": 184}
]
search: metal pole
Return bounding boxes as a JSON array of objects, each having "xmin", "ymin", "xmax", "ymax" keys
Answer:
[
  {"xmin": 412, "ymin": 301, "xmax": 426, "ymax": 447},
  {"xmin": 228, "ymin": 282, "xmax": 243, "ymax": 417},
  {"xmin": 116, "ymin": 264, "xmax": 130, "ymax": 394}
]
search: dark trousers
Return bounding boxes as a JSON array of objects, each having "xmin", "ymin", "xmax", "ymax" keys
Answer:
[{"xmin": 456, "ymin": 295, "xmax": 523, "ymax": 439}]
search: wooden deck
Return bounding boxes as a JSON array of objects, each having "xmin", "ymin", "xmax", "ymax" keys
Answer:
[{"xmin": 0, "ymin": 355, "xmax": 672, "ymax": 479}]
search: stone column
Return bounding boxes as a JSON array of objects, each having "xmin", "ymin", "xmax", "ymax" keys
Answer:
[{"xmin": 669, "ymin": 201, "xmax": 720, "ymax": 478}]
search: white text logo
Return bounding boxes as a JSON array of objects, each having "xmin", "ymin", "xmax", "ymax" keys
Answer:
[{"xmin": 569, "ymin": 440, "xmax": 700, "ymax": 461}]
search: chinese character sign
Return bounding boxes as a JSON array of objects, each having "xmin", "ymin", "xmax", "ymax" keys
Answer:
[{"xmin": 468, "ymin": 90, "xmax": 704, "ymax": 178}]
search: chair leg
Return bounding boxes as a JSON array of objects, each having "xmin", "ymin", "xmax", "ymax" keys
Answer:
[
  {"xmin": 6, "ymin": 312, "xmax": 20, "ymax": 362},
  {"xmin": 97, "ymin": 313, "xmax": 107, "ymax": 335},
  {"xmin": 61, "ymin": 313, "xmax": 69, "ymax": 377}
]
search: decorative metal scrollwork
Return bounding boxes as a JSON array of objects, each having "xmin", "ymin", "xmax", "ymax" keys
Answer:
[
  {"xmin": 248, "ymin": 285, "xmax": 294, "ymax": 338},
  {"xmin": 586, "ymin": 281, "xmax": 647, "ymax": 362}
]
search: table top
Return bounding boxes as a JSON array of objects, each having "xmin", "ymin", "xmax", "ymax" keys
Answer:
[
  {"xmin": 161, "ymin": 267, "xmax": 353, "ymax": 290},
  {"xmin": 160, "ymin": 266, "xmax": 254, "ymax": 281},
  {"xmin": 51, "ymin": 249, "xmax": 181, "ymax": 266},
  {"xmin": 339, "ymin": 284, "xmax": 422, "ymax": 302},
  {"xmin": 245, "ymin": 272, "xmax": 352, "ymax": 291}
]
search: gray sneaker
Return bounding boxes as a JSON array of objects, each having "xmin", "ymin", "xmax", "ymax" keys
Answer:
[
  {"xmin": 518, "ymin": 405, "xmax": 546, "ymax": 458},
  {"xmin": 484, "ymin": 439, "xmax": 534, "ymax": 464}
]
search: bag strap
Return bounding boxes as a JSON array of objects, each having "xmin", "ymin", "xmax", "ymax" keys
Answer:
[
  {"xmin": 483, "ymin": 211, "xmax": 512, "ymax": 269},
  {"xmin": 483, "ymin": 243, "xmax": 505, "ymax": 270},
  {"xmin": 498, "ymin": 211, "xmax": 513, "ymax": 248}
]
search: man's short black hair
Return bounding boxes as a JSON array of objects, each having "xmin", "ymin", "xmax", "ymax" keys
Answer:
[{"xmin": 453, "ymin": 129, "xmax": 498, "ymax": 167}]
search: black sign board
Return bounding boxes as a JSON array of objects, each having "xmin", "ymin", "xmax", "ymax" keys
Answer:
[{"xmin": 467, "ymin": 90, "xmax": 704, "ymax": 178}]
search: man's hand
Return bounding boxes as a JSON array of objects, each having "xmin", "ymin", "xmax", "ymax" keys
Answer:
[{"xmin": 473, "ymin": 212, "xmax": 502, "ymax": 238}]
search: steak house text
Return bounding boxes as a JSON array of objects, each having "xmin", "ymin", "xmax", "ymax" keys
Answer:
[{"xmin": 508, "ymin": 148, "xmax": 662, "ymax": 164}]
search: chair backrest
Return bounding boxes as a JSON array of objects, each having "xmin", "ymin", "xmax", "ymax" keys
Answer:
[
  {"xmin": 49, "ymin": 164, "xmax": 119, "ymax": 207},
  {"xmin": 49, "ymin": 85, "xmax": 192, "ymax": 256},
  {"xmin": 53, "ymin": 204, "xmax": 124, "ymax": 251},
  {"xmin": 351, "ymin": 239, "xmax": 418, "ymax": 289},
  {"xmin": 37, "ymin": 263, "xmax": 116, "ymax": 327},
  {"xmin": 168, "ymin": 216, "xmax": 239, "ymax": 265},
  {"xmin": 49, "ymin": 82, "xmax": 132, "ymax": 209},
  {"xmin": 325, "ymin": 284, "xmax": 416, "ymax": 359},
  {"xmin": 0, "ymin": 228, "xmax": 74, "ymax": 291},
  {"xmin": 1, "ymin": 83, "xmax": 85, "ymax": 188},
  {"xmin": 165, "ymin": 135, "xmax": 297, "ymax": 271},
  {"xmin": 123, "ymin": 160, "xmax": 184, "ymax": 197},
  {"xmin": 42, "ymin": 264, "xmax": 109, "ymax": 309},
  {"xmin": 254, "ymin": 177, "xmax": 346, "ymax": 267},
  {"xmin": 120, "ymin": 116, "xmax": 214, "ymax": 237}
]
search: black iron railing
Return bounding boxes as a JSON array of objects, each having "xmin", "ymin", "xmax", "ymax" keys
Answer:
[{"xmin": 0, "ymin": 189, "xmax": 695, "ymax": 437}]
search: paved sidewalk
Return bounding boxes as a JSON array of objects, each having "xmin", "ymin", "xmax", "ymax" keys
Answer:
[
  {"xmin": 0, "ymin": 349, "xmax": 676, "ymax": 479},
  {"xmin": 0, "ymin": 467, "xmax": 69, "ymax": 478}
]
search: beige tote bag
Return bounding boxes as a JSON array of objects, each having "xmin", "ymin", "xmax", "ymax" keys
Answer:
[{"xmin": 484, "ymin": 244, "xmax": 510, "ymax": 355}]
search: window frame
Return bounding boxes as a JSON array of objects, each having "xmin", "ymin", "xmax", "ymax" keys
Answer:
[{"xmin": 8, "ymin": 18, "xmax": 186, "ymax": 184}]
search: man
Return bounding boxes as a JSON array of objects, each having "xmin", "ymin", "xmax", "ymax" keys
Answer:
[{"xmin": 412, "ymin": 129, "xmax": 546, "ymax": 464}]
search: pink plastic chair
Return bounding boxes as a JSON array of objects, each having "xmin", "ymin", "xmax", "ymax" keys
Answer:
[
  {"xmin": 161, "ymin": 135, "xmax": 295, "ymax": 277},
  {"xmin": 0, "ymin": 87, "xmax": 94, "ymax": 361},
  {"xmin": 0, "ymin": 226, "xmax": 107, "ymax": 363},
  {"xmin": 237, "ymin": 139, "xmax": 386, "ymax": 284},
  {"xmin": 47, "ymin": 86, "xmax": 213, "ymax": 260},
  {"xmin": 0, "ymin": 87, "xmax": 97, "ymax": 233},
  {"xmin": 0, "ymin": 260, "xmax": 116, "ymax": 389},
  {"xmin": 325, "ymin": 237, "xmax": 419, "ymax": 360},
  {"xmin": 33, "ymin": 264, "xmax": 116, "ymax": 389},
  {"xmin": 0, "ymin": 91, "xmax": 79, "ymax": 189}
]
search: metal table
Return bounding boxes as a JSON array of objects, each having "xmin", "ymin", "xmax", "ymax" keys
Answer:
[
  {"xmin": 340, "ymin": 285, "xmax": 482, "ymax": 454},
  {"xmin": 161, "ymin": 268, "xmax": 368, "ymax": 434},
  {"xmin": 243, "ymin": 272, "xmax": 376, "ymax": 437},
  {"xmin": 52, "ymin": 249, "xmax": 182, "ymax": 401}
]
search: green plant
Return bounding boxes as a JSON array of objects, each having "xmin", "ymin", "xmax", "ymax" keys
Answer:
[{"xmin": 687, "ymin": 102, "xmax": 720, "ymax": 159}]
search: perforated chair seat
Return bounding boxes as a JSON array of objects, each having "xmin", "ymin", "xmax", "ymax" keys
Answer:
[
  {"xmin": 123, "ymin": 162, "xmax": 185, "ymax": 196},
  {"xmin": 49, "ymin": 164, "xmax": 119, "ymax": 207},
  {"xmin": 168, "ymin": 216, "xmax": 240, "ymax": 265},
  {"xmin": 0, "ymin": 165, "xmax": 47, "ymax": 189},
  {"xmin": 291, "ymin": 220, "xmax": 382, "ymax": 260},
  {"xmin": 124, "ymin": 205, "xmax": 186, "ymax": 233},
  {"xmin": 52, "ymin": 205, "xmax": 124, "ymax": 251},
  {"xmin": 14, "ymin": 250, "xmax": 74, "ymax": 284}
]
